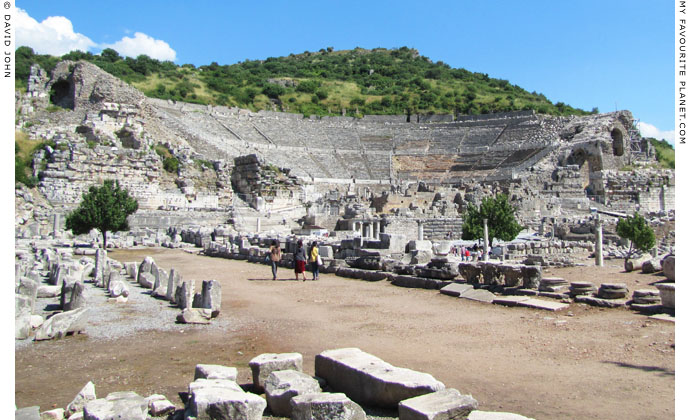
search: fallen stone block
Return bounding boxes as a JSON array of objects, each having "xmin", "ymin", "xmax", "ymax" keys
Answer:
[
  {"xmin": 34, "ymin": 307, "xmax": 89, "ymax": 341},
  {"xmin": 200, "ymin": 279, "xmax": 222, "ymax": 317},
  {"xmin": 265, "ymin": 370, "xmax": 321, "ymax": 417},
  {"xmin": 249, "ymin": 352, "xmax": 303, "ymax": 392},
  {"xmin": 188, "ymin": 378, "xmax": 244, "ymax": 395},
  {"xmin": 624, "ymin": 254, "xmax": 652, "ymax": 272},
  {"xmin": 15, "ymin": 294, "xmax": 32, "ymax": 340},
  {"xmin": 189, "ymin": 388, "xmax": 266, "ymax": 420},
  {"xmin": 439, "ymin": 283, "xmax": 473, "ymax": 297},
  {"xmin": 520, "ymin": 266, "xmax": 541, "ymax": 289},
  {"xmin": 315, "ymin": 347, "xmax": 444, "ymax": 408},
  {"xmin": 467, "ymin": 410, "xmax": 536, "ymax": 420},
  {"xmin": 492, "ymin": 296, "xmax": 531, "ymax": 307},
  {"xmin": 40, "ymin": 408, "xmax": 65, "ymax": 419},
  {"xmin": 15, "ymin": 406, "xmax": 40, "ymax": 420},
  {"xmin": 290, "ymin": 392, "xmax": 366, "ymax": 420},
  {"xmin": 194, "ymin": 364, "xmax": 238, "ymax": 381},
  {"xmin": 166, "ymin": 269, "xmax": 182, "ymax": 302},
  {"xmin": 459, "ymin": 289, "xmax": 495, "ymax": 303},
  {"xmin": 457, "ymin": 262, "xmax": 482, "ymax": 284},
  {"xmin": 663, "ymin": 255, "xmax": 675, "ymax": 280},
  {"xmin": 37, "ymin": 285, "xmax": 61, "ymax": 298},
  {"xmin": 146, "ymin": 394, "xmax": 175, "ymax": 417},
  {"xmin": 516, "ymin": 298, "xmax": 569, "ymax": 311},
  {"xmin": 574, "ymin": 295, "xmax": 627, "ymax": 308},
  {"xmin": 398, "ymin": 388, "xmax": 478, "ymax": 420},
  {"xmin": 138, "ymin": 272, "xmax": 155, "ymax": 289},
  {"xmin": 175, "ymin": 279, "xmax": 195, "ymax": 309},
  {"xmin": 176, "ymin": 308, "xmax": 212, "ymax": 324},
  {"xmin": 656, "ymin": 283, "xmax": 675, "ymax": 309},
  {"xmin": 391, "ymin": 275, "xmax": 451, "ymax": 290},
  {"xmin": 108, "ymin": 279, "xmax": 129, "ymax": 298},
  {"xmin": 66, "ymin": 381, "xmax": 96, "ymax": 417},
  {"xmin": 641, "ymin": 258, "xmax": 663, "ymax": 273},
  {"xmin": 83, "ymin": 391, "xmax": 148, "ymax": 420}
]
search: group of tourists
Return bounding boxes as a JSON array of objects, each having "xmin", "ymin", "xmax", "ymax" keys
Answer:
[
  {"xmin": 268, "ymin": 239, "xmax": 321, "ymax": 281},
  {"xmin": 449, "ymin": 243, "xmax": 484, "ymax": 261}
]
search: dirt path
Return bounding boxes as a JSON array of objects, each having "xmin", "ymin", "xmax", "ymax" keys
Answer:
[{"xmin": 15, "ymin": 248, "xmax": 675, "ymax": 419}]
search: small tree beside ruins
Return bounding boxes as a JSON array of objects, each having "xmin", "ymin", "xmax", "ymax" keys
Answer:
[
  {"xmin": 616, "ymin": 213, "xmax": 656, "ymax": 260},
  {"xmin": 66, "ymin": 180, "xmax": 138, "ymax": 249},
  {"xmin": 461, "ymin": 193, "xmax": 523, "ymax": 247}
]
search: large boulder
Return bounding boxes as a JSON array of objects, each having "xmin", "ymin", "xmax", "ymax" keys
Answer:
[
  {"xmin": 265, "ymin": 370, "xmax": 321, "ymax": 417},
  {"xmin": 315, "ymin": 347, "xmax": 445, "ymax": 408},
  {"xmin": 249, "ymin": 352, "xmax": 303, "ymax": 393},
  {"xmin": 137, "ymin": 257, "xmax": 154, "ymax": 286},
  {"xmin": 290, "ymin": 393, "xmax": 366, "ymax": 420},
  {"xmin": 398, "ymin": 388, "xmax": 478, "ymax": 420},
  {"xmin": 83, "ymin": 391, "xmax": 147, "ymax": 420},
  {"xmin": 34, "ymin": 307, "xmax": 89, "ymax": 341}
]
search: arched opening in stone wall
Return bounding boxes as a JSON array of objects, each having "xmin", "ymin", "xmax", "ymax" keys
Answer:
[
  {"xmin": 611, "ymin": 128, "xmax": 624, "ymax": 156},
  {"xmin": 566, "ymin": 148, "xmax": 604, "ymax": 199},
  {"xmin": 49, "ymin": 79, "xmax": 74, "ymax": 110}
]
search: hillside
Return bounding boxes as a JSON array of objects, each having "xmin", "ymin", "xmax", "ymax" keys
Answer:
[{"xmin": 15, "ymin": 46, "xmax": 594, "ymax": 118}]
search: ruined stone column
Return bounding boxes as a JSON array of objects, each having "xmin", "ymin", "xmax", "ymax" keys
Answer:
[
  {"xmin": 539, "ymin": 218, "xmax": 546, "ymax": 237},
  {"xmin": 483, "ymin": 218, "xmax": 489, "ymax": 261},
  {"xmin": 595, "ymin": 216, "xmax": 603, "ymax": 267},
  {"xmin": 53, "ymin": 213, "xmax": 60, "ymax": 239},
  {"xmin": 373, "ymin": 221, "xmax": 379, "ymax": 239},
  {"xmin": 363, "ymin": 223, "xmax": 370, "ymax": 239},
  {"xmin": 551, "ymin": 219, "xmax": 557, "ymax": 241},
  {"xmin": 256, "ymin": 217, "xmax": 261, "ymax": 233},
  {"xmin": 418, "ymin": 221, "xmax": 424, "ymax": 241}
]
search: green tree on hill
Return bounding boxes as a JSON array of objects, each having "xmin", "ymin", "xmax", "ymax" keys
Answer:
[
  {"xmin": 65, "ymin": 180, "xmax": 138, "ymax": 249},
  {"xmin": 461, "ymin": 194, "xmax": 523, "ymax": 247}
]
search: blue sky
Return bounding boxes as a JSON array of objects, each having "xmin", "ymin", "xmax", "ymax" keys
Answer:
[{"xmin": 15, "ymin": 1, "xmax": 674, "ymax": 142}]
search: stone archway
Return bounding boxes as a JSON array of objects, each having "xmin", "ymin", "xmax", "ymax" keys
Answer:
[
  {"xmin": 49, "ymin": 79, "xmax": 74, "ymax": 110},
  {"xmin": 611, "ymin": 128, "xmax": 624, "ymax": 156}
]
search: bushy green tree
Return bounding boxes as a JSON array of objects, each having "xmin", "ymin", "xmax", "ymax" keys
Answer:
[
  {"xmin": 461, "ymin": 194, "xmax": 523, "ymax": 247},
  {"xmin": 65, "ymin": 180, "xmax": 138, "ymax": 249},
  {"xmin": 616, "ymin": 213, "xmax": 656, "ymax": 259}
]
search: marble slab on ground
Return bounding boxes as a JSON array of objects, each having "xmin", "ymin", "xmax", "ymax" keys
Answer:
[
  {"xmin": 516, "ymin": 298, "xmax": 569, "ymax": 311},
  {"xmin": 649, "ymin": 313, "xmax": 675, "ymax": 323},
  {"xmin": 492, "ymin": 296, "xmax": 532, "ymax": 307},
  {"xmin": 440, "ymin": 283, "xmax": 474, "ymax": 297},
  {"xmin": 459, "ymin": 289, "xmax": 495, "ymax": 303}
]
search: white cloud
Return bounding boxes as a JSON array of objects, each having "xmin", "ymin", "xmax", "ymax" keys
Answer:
[
  {"xmin": 103, "ymin": 32, "xmax": 177, "ymax": 62},
  {"xmin": 638, "ymin": 121, "xmax": 675, "ymax": 145},
  {"xmin": 16, "ymin": 8, "xmax": 96, "ymax": 55}
]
